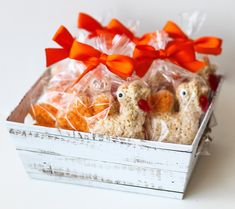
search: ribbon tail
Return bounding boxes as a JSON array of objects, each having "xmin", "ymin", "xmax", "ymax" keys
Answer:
[
  {"xmin": 45, "ymin": 48, "xmax": 69, "ymax": 67},
  {"xmin": 181, "ymin": 60, "xmax": 206, "ymax": 73},
  {"xmin": 194, "ymin": 37, "xmax": 223, "ymax": 55}
]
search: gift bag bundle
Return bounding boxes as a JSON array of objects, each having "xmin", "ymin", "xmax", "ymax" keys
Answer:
[{"xmin": 28, "ymin": 12, "xmax": 223, "ymax": 145}]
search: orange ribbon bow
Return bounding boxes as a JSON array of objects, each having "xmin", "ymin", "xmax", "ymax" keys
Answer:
[
  {"xmin": 45, "ymin": 25, "xmax": 135, "ymax": 82},
  {"xmin": 78, "ymin": 12, "xmax": 154, "ymax": 45},
  {"xmin": 163, "ymin": 21, "xmax": 223, "ymax": 55},
  {"xmin": 133, "ymin": 41, "xmax": 205, "ymax": 77},
  {"xmin": 70, "ymin": 40, "xmax": 135, "ymax": 83}
]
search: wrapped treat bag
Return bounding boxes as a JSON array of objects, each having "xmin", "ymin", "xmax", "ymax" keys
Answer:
[
  {"xmin": 26, "ymin": 60, "xmax": 85, "ymax": 127},
  {"xmin": 133, "ymin": 40, "xmax": 209, "ymax": 144},
  {"xmin": 27, "ymin": 24, "xmax": 90, "ymax": 127},
  {"xmin": 145, "ymin": 62, "xmax": 209, "ymax": 144},
  {"xmin": 29, "ymin": 89, "xmax": 93, "ymax": 132},
  {"xmin": 68, "ymin": 40, "xmax": 152, "ymax": 139},
  {"xmin": 28, "ymin": 25, "xmax": 137, "ymax": 135},
  {"xmin": 162, "ymin": 11, "xmax": 223, "ymax": 91},
  {"xmin": 29, "ymin": 66, "xmax": 115, "ymax": 132},
  {"xmin": 71, "ymin": 64, "xmax": 122, "ymax": 130}
]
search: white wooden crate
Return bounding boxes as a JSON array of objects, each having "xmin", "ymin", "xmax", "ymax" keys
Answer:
[{"xmin": 5, "ymin": 69, "xmax": 222, "ymax": 199}]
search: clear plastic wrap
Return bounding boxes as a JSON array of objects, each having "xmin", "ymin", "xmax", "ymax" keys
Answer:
[
  {"xmin": 180, "ymin": 11, "xmax": 206, "ymax": 38},
  {"xmin": 95, "ymin": 34, "xmax": 134, "ymax": 56},
  {"xmin": 47, "ymin": 59, "xmax": 86, "ymax": 92},
  {"xmin": 163, "ymin": 11, "xmax": 222, "ymax": 92},
  {"xmin": 145, "ymin": 61, "xmax": 210, "ymax": 144},
  {"xmin": 179, "ymin": 11, "xmax": 218, "ymax": 82},
  {"xmin": 29, "ymin": 63, "xmax": 122, "ymax": 132}
]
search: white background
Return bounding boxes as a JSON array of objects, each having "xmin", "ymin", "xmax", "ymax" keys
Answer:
[{"xmin": 0, "ymin": 0, "xmax": 235, "ymax": 208}]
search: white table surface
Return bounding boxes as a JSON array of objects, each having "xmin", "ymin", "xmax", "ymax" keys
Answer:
[{"xmin": 0, "ymin": 0, "xmax": 235, "ymax": 208}]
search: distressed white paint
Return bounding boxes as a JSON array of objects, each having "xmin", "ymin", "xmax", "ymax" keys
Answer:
[
  {"xmin": 18, "ymin": 150, "xmax": 187, "ymax": 192},
  {"xmin": 9, "ymin": 128, "xmax": 192, "ymax": 172},
  {"xmin": 5, "ymin": 69, "xmax": 223, "ymax": 199}
]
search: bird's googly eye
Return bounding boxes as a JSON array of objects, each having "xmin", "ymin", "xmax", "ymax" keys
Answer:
[
  {"xmin": 180, "ymin": 89, "xmax": 187, "ymax": 97},
  {"xmin": 117, "ymin": 92, "xmax": 125, "ymax": 99}
]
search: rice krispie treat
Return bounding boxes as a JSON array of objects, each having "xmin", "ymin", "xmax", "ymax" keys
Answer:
[
  {"xmin": 90, "ymin": 80, "xmax": 151, "ymax": 139},
  {"xmin": 198, "ymin": 56, "xmax": 221, "ymax": 91},
  {"xmin": 147, "ymin": 78, "xmax": 209, "ymax": 144}
]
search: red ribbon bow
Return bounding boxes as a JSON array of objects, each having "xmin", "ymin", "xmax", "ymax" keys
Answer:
[
  {"xmin": 133, "ymin": 41, "xmax": 205, "ymax": 77},
  {"xmin": 78, "ymin": 12, "xmax": 154, "ymax": 45},
  {"xmin": 163, "ymin": 21, "xmax": 223, "ymax": 55},
  {"xmin": 45, "ymin": 25, "xmax": 135, "ymax": 82}
]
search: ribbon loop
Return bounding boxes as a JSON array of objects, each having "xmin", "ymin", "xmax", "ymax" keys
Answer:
[
  {"xmin": 163, "ymin": 21, "xmax": 222, "ymax": 55},
  {"xmin": 52, "ymin": 25, "xmax": 75, "ymax": 49},
  {"xmin": 45, "ymin": 25, "xmax": 75, "ymax": 67}
]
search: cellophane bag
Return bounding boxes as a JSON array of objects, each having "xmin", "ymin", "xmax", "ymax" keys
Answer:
[
  {"xmin": 27, "ymin": 20, "xmax": 136, "ymax": 134},
  {"xmin": 93, "ymin": 18, "xmax": 139, "ymax": 56},
  {"xmin": 144, "ymin": 60, "xmax": 210, "ymax": 144},
  {"xmin": 95, "ymin": 34, "xmax": 134, "ymax": 56},
  {"xmin": 71, "ymin": 64, "xmax": 122, "ymax": 130},
  {"xmin": 26, "ymin": 59, "xmax": 87, "ymax": 129},
  {"xmin": 179, "ymin": 11, "xmax": 221, "ymax": 90}
]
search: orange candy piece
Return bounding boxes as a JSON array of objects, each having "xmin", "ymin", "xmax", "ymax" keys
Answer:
[
  {"xmin": 30, "ymin": 93, "xmax": 115, "ymax": 132},
  {"xmin": 92, "ymin": 95, "xmax": 110, "ymax": 115},
  {"xmin": 149, "ymin": 90, "xmax": 174, "ymax": 113},
  {"xmin": 56, "ymin": 116, "xmax": 74, "ymax": 130},
  {"xmin": 57, "ymin": 95, "xmax": 93, "ymax": 132},
  {"xmin": 30, "ymin": 103, "xmax": 58, "ymax": 128}
]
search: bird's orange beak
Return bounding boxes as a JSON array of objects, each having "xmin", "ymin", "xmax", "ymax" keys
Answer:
[
  {"xmin": 199, "ymin": 95, "xmax": 209, "ymax": 112},
  {"xmin": 138, "ymin": 99, "xmax": 151, "ymax": 112}
]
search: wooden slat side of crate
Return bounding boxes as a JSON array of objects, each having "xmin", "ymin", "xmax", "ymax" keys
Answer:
[
  {"xmin": 7, "ymin": 125, "xmax": 192, "ymax": 172},
  {"xmin": 17, "ymin": 149, "xmax": 186, "ymax": 198}
]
